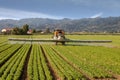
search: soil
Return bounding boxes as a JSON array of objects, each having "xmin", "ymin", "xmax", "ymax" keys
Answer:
[
  {"xmin": 40, "ymin": 45, "xmax": 59, "ymax": 80},
  {"xmin": 20, "ymin": 45, "xmax": 32, "ymax": 80}
]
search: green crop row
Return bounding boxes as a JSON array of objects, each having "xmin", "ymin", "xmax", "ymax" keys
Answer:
[
  {"xmin": 27, "ymin": 44, "xmax": 52, "ymax": 80},
  {"xmin": 0, "ymin": 35, "xmax": 120, "ymax": 80},
  {"xmin": 0, "ymin": 44, "xmax": 22, "ymax": 65},
  {"xmin": 0, "ymin": 36, "xmax": 8, "ymax": 43},
  {"xmin": 66, "ymin": 46, "xmax": 120, "ymax": 75},
  {"xmin": 0, "ymin": 41, "xmax": 8, "ymax": 47},
  {"xmin": 0, "ymin": 44, "xmax": 31, "ymax": 80},
  {"xmin": 0, "ymin": 44, "xmax": 12, "ymax": 53},
  {"xmin": 52, "ymin": 45, "xmax": 120, "ymax": 79},
  {"xmin": 42, "ymin": 45, "xmax": 86, "ymax": 80}
]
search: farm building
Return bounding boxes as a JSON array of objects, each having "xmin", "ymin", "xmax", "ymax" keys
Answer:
[{"xmin": 1, "ymin": 28, "xmax": 13, "ymax": 34}]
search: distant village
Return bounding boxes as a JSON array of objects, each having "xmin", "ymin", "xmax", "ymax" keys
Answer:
[{"xmin": 1, "ymin": 24, "xmax": 51, "ymax": 35}]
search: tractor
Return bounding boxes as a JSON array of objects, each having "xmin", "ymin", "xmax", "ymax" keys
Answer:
[{"xmin": 53, "ymin": 29, "xmax": 66, "ymax": 45}]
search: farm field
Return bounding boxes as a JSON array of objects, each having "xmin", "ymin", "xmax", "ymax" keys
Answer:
[{"xmin": 0, "ymin": 35, "xmax": 120, "ymax": 80}]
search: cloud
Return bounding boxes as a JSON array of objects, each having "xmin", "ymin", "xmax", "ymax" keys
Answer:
[
  {"xmin": 0, "ymin": 8, "xmax": 63, "ymax": 20},
  {"xmin": 90, "ymin": 12, "xmax": 103, "ymax": 18}
]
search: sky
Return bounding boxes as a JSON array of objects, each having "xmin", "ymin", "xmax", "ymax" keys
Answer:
[{"xmin": 0, "ymin": 0, "xmax": 120, "ymax": 20}]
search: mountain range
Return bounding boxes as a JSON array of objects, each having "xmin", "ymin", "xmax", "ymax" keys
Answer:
[{"xmin": 0, "ymin": 17, "xmax": 120, "ymax": 33}]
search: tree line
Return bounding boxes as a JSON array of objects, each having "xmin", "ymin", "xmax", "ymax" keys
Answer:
[
  {"xmin": 12, "ymin": 24, "xmax": 29, "ymax": 35},
  {"xmin": 1, "ymin": 24, "xmax": 52, "ymax": 35},
  {"xmin": 1, "ymin": 24, "xmax": 30, "ymax": 35}
]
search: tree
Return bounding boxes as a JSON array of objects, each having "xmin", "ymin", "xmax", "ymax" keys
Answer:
[
  {"xmin": 12, "ymin": 27, "xmax": 20, "ymax": 35},
  {"xmin": 22, "ymin": 24, "xmax": 29, "ymax": 34},
  {"xmin": 32, "ymin": 29, "xmax": 36, "ymax": 33},
  {"xmin": 11, "ymin": 24, "xmax": 29, "ymax": 35}
]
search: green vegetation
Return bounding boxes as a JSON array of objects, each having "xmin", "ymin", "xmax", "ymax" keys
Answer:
[
  {"xmin": 0, "ymin": 44, "xmax": 31, "ymax": 80},
  {"xmin": 0, "ymin": 44, "xmax": 22, "ymax": 66},
  {"xmin": 12, "ymin": 24, "xmax": 29, "ymax": 35},
  {"xmin": 51, "ymin": 45, "xmax": 120, "ymax": 78},
  {"xmin": 42, "ymin": 45, "xmax": 85, "ymax": 79},
  {"xmin": 27, "ymin": 44, "xmax": 52, "ymax": 80},
  {"xmin": 0, "ymin": 35, "xmax": 120, "ymax": 80}
]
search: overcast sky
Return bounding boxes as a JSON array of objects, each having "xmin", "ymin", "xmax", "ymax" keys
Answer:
[{"xmin": 0, "ymin": 0, "xmax": 120, "ymax": 20}]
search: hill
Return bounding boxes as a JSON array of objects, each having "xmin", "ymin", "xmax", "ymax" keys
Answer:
[{"xmin": 0, "ymin": 17, "xmax": 120, "ymax": 33}]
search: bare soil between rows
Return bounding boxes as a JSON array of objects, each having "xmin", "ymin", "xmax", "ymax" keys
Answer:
[
  {"xmin": 20, "ymin": 45, "xmax": 32, "ymax": 80},
  {"xmin": 40, "ymin": 45, "xmax": 58, "ymax": 80}
]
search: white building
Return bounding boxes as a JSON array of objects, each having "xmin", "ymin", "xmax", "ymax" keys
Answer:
[{"xmin": 1, "ymin": 28, "xmax": 13, "ymax": 34}]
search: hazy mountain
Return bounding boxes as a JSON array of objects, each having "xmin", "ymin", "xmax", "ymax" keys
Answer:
[{"xmin": 0, "ymin": 17, "xmax": 120, "ymax": 33}]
